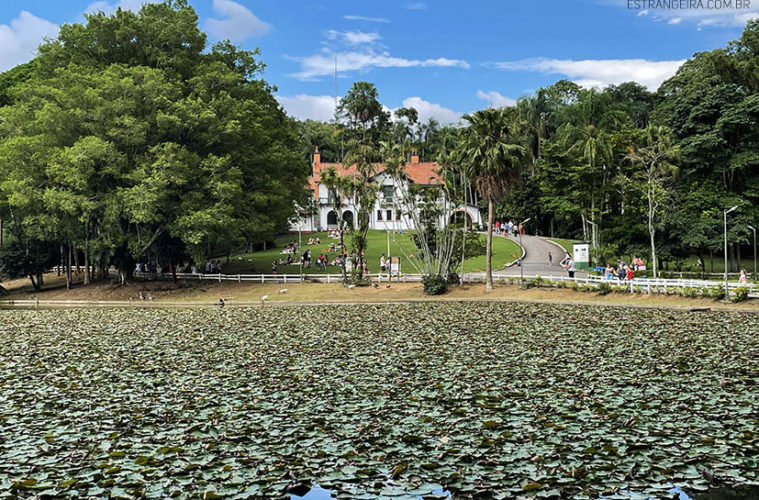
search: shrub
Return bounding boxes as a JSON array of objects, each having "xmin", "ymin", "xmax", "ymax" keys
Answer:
[
  {"xmin": 447, "ymin": 272, "xmax": 460, "ymax": 285},
  {"xmin": 596, "ymin": 282, "xmax": 612, "ymax": 295},
  {"xmin": 733, "ymin": 287, "xmax": 750, "ymax": 302},
  {"xmin": 526, "ymin": 276, "xmax": 546, "ymax": 289},
  {"xmin": 704, "ymin": 286, "xmax": 725, "ymax": 301},
  {"xmin": 678, "ymin": 286, "xmax": 699, "ymax": 298},
  {"xmin": 348, "ymin": 270, "xmax": 371, "ymax": 287},
  {"xmin": 422, "ymin": 274, "xmax": 448, "ymax": 295}
]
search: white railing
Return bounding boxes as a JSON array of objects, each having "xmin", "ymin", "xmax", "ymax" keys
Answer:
[{"xmin": 121, "ymin": 270, "xmax": 757, "ymax": 296}]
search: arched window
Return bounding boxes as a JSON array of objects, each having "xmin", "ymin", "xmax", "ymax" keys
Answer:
[
  {"xmin": 327, "ymin": 210, "xmax": 338, "ymax": 226},
  {"xmin": 342, "ymin": 210, "xmax": 354, "ymax": 228}
]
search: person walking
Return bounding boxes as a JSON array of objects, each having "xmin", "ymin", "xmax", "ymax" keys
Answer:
[
  {"xmin": 548, "ymin": 251, "xmax": 553, "ymax": 267},
  {"xmin": 380, "ymin": 254, "xmax": 387, "ymax": 274},
  {"xmin": 561, "ymin": 253, "xmax": 575, "ymax": 278}
]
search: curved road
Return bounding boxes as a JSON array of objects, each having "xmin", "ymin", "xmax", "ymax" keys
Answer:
[{"xmin": 495, "ymin": 234, "xmax": 586, "ymax": 278}]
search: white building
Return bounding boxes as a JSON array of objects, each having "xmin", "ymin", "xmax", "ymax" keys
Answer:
[{"xmin": 290, "ymin": 148, "xmax": 483, "ymax": 232}]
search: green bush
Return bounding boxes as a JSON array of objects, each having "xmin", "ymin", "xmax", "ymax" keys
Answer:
[
  {"xmin": 446, "ymin": 272, "xmax": 460, "ymax": 285},
  {"xmin": 678, "ymin": 286, "xmax": 699, "ymax": 298},
  {"xmin": 348, "ymin": 270, "xmax": 371, "ymax": 287},
  {"xmin": 596, "ymin": 282, "xmax": 612, "ymax": 295},
  {"xmin": 733, "ymin": 287, "xmax": 750, "ymax": 302},
  {"xmin": 422, "ymin": 274, "xmax": 448, "ymax": 295},
  {"xmin": 704, "ymin": 286, "xmax": 726, "ymax": 301},
  {"xmin": 526, "ymin": 276, "xmax": 546, "ymax": 289}
]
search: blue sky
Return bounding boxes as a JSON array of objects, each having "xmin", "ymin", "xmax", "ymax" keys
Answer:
[{"xmin": 1, "ymin": 0, "xmax": 756, "ymax": 123}]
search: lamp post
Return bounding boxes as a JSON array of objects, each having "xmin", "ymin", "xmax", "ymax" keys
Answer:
[
  {"xmin": 749, "ymin": 225, "xmax": 757, "ymax": 281},
  {"xmin": 518, "ymin": 217, "xmax": 531, "ymax": 286},
  {"xmin": 724, "ymin": 206, "xmax": 738, "ymax": 300}
]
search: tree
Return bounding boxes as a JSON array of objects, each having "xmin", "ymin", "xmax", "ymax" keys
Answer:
[
  {"xmin": 338, "ymin": 82, "xmax": 384, "ymax": 280},
  {"xmin": 456, "ymin": 107, "xmax": 528, "ymax": 291},
  {"xmin": 626, "ymin": 125, "xmax": 680, "ymax": 278},
  {"xmin": 0, "ymin": 1, "xmax": 307, "ymax": 284}
]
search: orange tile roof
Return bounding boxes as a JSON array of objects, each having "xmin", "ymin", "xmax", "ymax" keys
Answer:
[{"xmin": 308, "ymin": 161, "xmax": 442, "ymax": 199}]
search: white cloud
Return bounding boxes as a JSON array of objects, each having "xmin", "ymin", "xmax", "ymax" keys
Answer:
[
  {"xmin": 326, "ymin": 30, "xmax": 380, "ymax": 45},
  {"xmin": 290, "ymin": 50, "xmax": 469, "ymax": 80},
  {"xmin": 476, "ymin": 90, "xmax": 516, "ymax": 108},
  {"xmin": 668, "ymin": 17, "xmax": 682, "ymax": 25},
  {"xmin": 406, "ymin": 3, "xmax": 427, "ymax": 9},
  {"xmin": 205, "ymin": 0, "xmax": 270, "ymax": 42},
  {"xmin": 276, "ymin": 94, "xmax": 336, "ymax": 122},
  {"xmin": 400, "ymin": 97, "xmax": 462, "ymax": 124},
  {"xmin": 84, "ymin": 0, "xmax": 159, "ymax": 15},
  {"xmin": 343, "ymin": 15, "xmax": 390, "ymax": 23},
  {"xmin": 276, "ymin": 94, "xmax": 462, "ymax": 125},
  {"xmin": 637, "ymin": 9, "xmax": 649, "ymax": 16},
  {"xmin": 492, "ymin": 57, "xmax": 686, "ymax": 90},
  {"xmin": 0, "ymin": 11, "xmax": 59, "ymax": 73}
]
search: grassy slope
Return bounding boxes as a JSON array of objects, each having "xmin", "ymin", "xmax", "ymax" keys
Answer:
[
  {"xmin": 223, "ymin": 230, "xmax": 521, "ymax": 275},
  {"xmin": 545, "ymin": 237, "xmax": 579, "ymax": 255}
]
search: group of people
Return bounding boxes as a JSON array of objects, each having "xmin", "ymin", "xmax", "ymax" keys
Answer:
[
  {"xmin": 493, "ymin": 220, "xmax": 524, "ymax": 237},
  {"xmin": 306, "ymin": 237, "xmax": 322, "ymax": 245},
  {"xmin": 602, "ymin": 257, "xmax": 645, "ymax": 281}
]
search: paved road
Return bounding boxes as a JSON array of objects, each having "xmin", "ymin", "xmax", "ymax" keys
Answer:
[{"xmin": 493, "ymin": 234, "xmax": 587, "ymax": 278}]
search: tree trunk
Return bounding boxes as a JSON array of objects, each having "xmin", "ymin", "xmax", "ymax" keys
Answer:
[
  {"xmin": 485, "ymin": 197, "xmax": 494, "ymax": 292},
  {"xmin": 83, "ymin": 242, "xmax": 90, "ymax": 286},
  {"xmin": 29, "ymin": 273, "xmax": 39, "ymax": 290},
  {"xmin": 66, "ymin": 244, "xmax": 72, "ymax": 289},
  {"xmin": 649, "ymin": 226, "xmax": 657, "ymax": 279}
]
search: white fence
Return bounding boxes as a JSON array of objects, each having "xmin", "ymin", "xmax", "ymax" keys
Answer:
[{"xmin": 125, "ymin": 270, "xmax": 757, "ymax": 297}]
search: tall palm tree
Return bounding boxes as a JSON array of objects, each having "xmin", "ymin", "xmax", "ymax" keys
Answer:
[
  {"xmin": 457, "ymin": 107, "xmax": 529, "ymax": 291},
  {"xmin": 559, "ymin": 122, "xmax": 613, "ymax": 254}
]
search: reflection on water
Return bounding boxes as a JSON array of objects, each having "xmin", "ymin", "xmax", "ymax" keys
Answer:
[
  {"xmin": 292, "ymin": 485, "xmax": 759, "ymax": 500},
  {"xmin": 291, "ymin": 484, "xmax": 450, "ymax": 499}
]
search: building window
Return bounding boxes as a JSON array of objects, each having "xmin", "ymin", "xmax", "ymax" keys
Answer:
[
  {"xmin": 386, "ymin": 209, "xmax": 392, "ymax": 221},
  {"xmin": 377, "ymin": 210, "xmax": 383, "ymax": 221},
  {"xmin": 382, "ymin": 185, "xmax": 393, "ymax": 203}
]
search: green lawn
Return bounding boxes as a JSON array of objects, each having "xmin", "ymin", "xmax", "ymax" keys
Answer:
[
  {"xmin": 545, "ymin": 237, "xmax": 580, "ymax": 255},
  {"xmin": 224, "ymin": 230, "xmax": 521, "ymax": 275}
]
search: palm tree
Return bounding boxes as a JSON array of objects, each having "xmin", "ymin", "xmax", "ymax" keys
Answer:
[
  {"xmin": 559, "ymin": 122, "xmax": 613, "ymax": 254},
  {"xmin": 457, "ymin": 107, "xmax": 529, "ymax": 291},
  {"xmin": 626, "ymin": 125, "xmax": 679, "ymax": 278}
]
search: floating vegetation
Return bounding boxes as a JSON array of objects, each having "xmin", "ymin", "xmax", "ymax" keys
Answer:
[{"xmin": 0, "ymin": 303, "xmax": 757, "ymax": 498}]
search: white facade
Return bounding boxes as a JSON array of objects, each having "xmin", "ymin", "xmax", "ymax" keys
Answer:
[{"xmin": 290, "ymin": 170, "xmax": 483, "ymax": 233}]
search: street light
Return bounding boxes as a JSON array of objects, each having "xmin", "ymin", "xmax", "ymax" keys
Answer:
[
  {"xmin": 724, "ymin": 206, "xmax": 738, "ymax": 300},
  {"xmin": 749, "ymin": 225, "xmax": 757, "ymax": 281},
  {"xmin": 518, "ymin": 218, "xmax": 531, "ymax": 286}
]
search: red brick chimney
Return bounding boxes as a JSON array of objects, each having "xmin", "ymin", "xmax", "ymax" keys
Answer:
[
  {"xmin": 313, "ymin": 146, "xmax": 321, "ymax": 166},
  {"xmin": 410, "ymin": 150, "xmax": 419, "ymax": 164}
]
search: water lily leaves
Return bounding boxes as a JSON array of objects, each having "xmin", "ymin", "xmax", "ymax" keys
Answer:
[{"xmin": 0, "ymin": 304, "xmax": 757, "ymax": 498}]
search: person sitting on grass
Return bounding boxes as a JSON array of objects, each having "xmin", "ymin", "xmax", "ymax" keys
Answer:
[
  {"xmin": 315, "ymin": 237, "xmax": 321, "ymax": 245},
  {"xmin": 328, "ymin": 243, "xmax": 336, "ymax": 252}
]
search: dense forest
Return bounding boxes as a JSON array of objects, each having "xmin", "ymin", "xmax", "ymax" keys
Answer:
[
  {"xmin": 0, "ymin": 1, "xmax": 308, "ymax": 287},
  {"xmin": 299, "ymin": 20, "xmax": 759, "ymax": 274}
]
